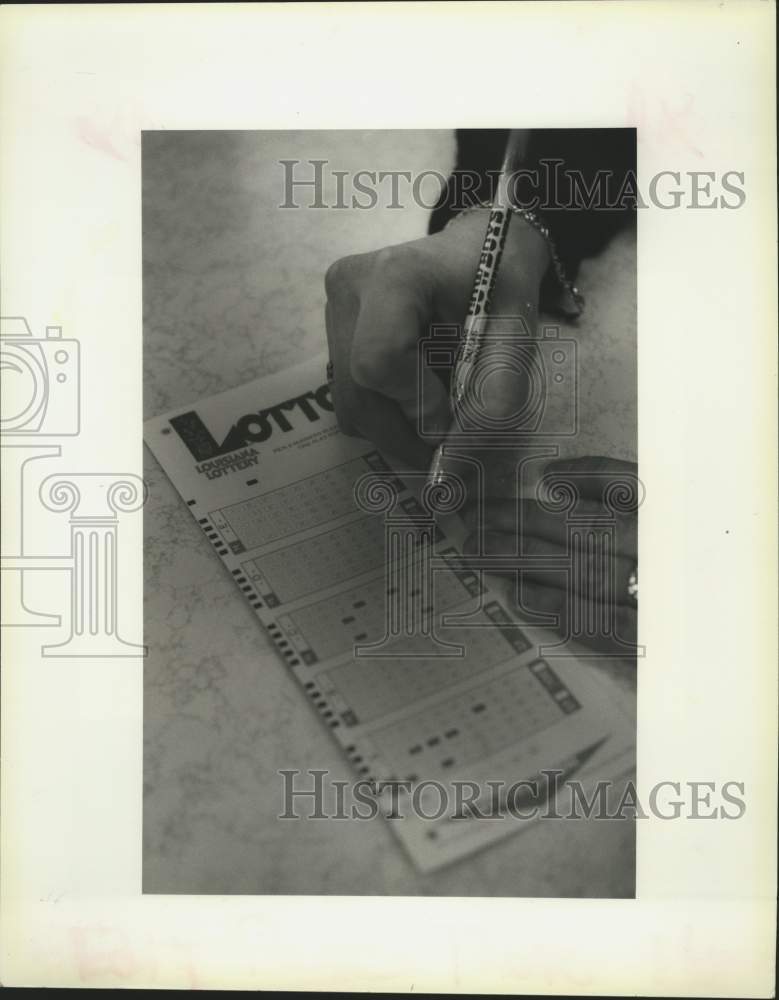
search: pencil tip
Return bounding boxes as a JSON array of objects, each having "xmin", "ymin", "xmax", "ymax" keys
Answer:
[{"xmin": 427, "ymin": 444, "xmax": 445, "ymax": 488}]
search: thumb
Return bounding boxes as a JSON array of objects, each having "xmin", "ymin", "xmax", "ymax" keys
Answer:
[{"xmin": 457, "ymin": 313, "xmax": 540, "ymax": 430}]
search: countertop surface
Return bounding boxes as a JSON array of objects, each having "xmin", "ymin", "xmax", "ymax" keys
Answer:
[{"xmin": 142, "ymin": 130, "xmax": 637, "ymax": 896}]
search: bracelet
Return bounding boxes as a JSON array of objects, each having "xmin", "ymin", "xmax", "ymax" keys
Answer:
[{"xmin": 445, "ymin": 200, "xmax": 585, "ymax": 318}]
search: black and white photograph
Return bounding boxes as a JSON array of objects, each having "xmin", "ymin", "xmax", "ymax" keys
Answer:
[
  {"xmin": 142, "ymin": 128, "xmax": 640, "ymax": 896},
  {"xmin": 1, "ymin": 2, "xmax": 775, "ymax": 993}
]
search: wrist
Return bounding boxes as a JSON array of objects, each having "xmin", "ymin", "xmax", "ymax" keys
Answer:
[
  {"xmin": 445, "ymin": 202, "xmax": 584, "ymax": 317},
  {"xmin": 502, "ymin": 212, "xmax": 552, "ymax": 293}
]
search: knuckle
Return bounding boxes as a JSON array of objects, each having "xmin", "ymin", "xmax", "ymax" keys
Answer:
[
  {"xmin": 324, "ymin": 254, "xmax": 361, "ymax": 298},
  {"xmin": 351, "ymin": 335, "xmax": 411, "ymax": 396},
  {"xmin": 324, "ymin": 260, "xmax": 344, "ymax": 298},
  {"xmin": 349, "ymin": 344, "xmax": 385, "ymax": 390},
  {"xmin": 371, "ymin": 244, "xmax": 421, "ymax": 283},
  {"xmin": 372, "ymin": 244, "xmax": 405, "ymax": 272}
]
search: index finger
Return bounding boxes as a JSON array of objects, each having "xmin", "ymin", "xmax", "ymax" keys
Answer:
[{"xmin": 350, "ymin": 253, "xmax": 450, "ymax": 439}]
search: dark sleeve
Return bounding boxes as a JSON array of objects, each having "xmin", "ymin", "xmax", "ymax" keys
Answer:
[{"xmin": 429, "ymin": 128, "xmax": 637, "ymax": 282}]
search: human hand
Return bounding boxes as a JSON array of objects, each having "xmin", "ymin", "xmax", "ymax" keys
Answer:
[
  {"xmin": 464, "ymin": 456, "xmax": 639, "ymax": 653},
  {"xmin": 324, "ymin": 207, "xmax": 550, "ymax": 468}
]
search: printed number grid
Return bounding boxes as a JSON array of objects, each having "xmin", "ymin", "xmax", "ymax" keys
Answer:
[
  {"xmin": 248, "ymin": 515, "xmax": 387, "ymax": 604},
  {"xmin": 319, "ymin": 607, "xmax": 525, "ymax": 723},
  {"xmin": 217, "ymin": 457, "xmax": 369, "ymax": 551},
  {"xmin": 284, "ymin": 567, "xmax": 475, "ymax": 663},
  {"xmin": 371, "ymin": 666, "xmax": 569, "ymax": 781}
]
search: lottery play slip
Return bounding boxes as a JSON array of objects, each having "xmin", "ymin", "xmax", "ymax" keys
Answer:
[{"xmin": 144, "ymin": 357, "xmax": 635, "ymax": 871}]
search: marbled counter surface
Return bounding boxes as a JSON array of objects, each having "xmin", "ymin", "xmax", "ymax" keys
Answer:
[{"xmin": 143, "ymin": 131, "xmax": 636, "ymax": 895}]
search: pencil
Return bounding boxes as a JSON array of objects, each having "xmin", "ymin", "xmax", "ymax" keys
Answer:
[{"xmin": 427, "ymin": 129, "xmax": 528, "ymax": 486}]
